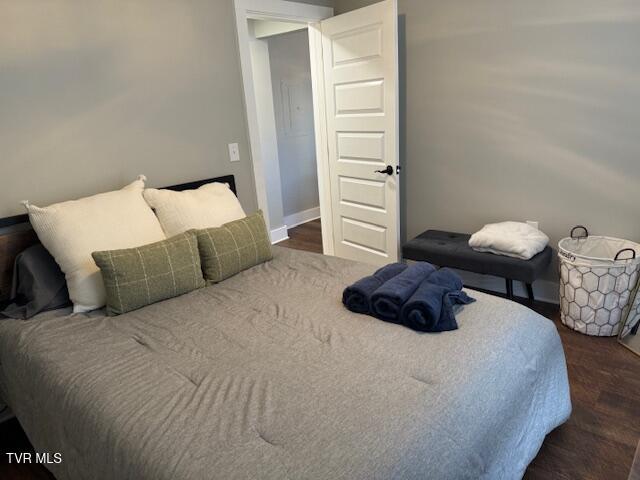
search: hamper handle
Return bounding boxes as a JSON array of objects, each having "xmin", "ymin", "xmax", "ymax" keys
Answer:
[
  {"xmin": 570, "ymin": 225, "xmax": 589, "ymax": 239},
  {"xmin": 614, "ymin": 248, "xmax": 636, "ymax": 261}
]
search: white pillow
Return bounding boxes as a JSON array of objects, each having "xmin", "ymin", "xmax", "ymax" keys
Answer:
[
  {"xmin": 143, "ymin": 182, "xmax": 246, "ymax": 237},
  {"xmin": 23, "ymin": 176, "xmax": 166, "ymax": 312}
]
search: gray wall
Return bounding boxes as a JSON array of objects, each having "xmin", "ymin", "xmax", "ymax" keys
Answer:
[
  {"xmin": 335, "ymin": 0, "xmax": 640, "ymax": 298},
  {"xmin": 333, "ymin": 0, "xmax": 371, "ymax": 13},
  {"xmin": 0, "ymin": 0, "xmax": 262, "ymax": 217},
  {"xmin": 268, "ymin": 29, "xmax": 320, "ymax": 218}
]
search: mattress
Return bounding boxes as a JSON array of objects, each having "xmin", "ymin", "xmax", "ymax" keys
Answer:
[{"xmin": 0, "ymin": 246, "xmax": 571, "ymax": 480}]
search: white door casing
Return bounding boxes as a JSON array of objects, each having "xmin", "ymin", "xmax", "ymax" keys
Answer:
[
  {"xmin": 233, "ymin": 0, "xmax": 333, "ymax": 245},
  {"xmin": 320, "ymin": 0, "xmax": 400, "ymax": 265}
]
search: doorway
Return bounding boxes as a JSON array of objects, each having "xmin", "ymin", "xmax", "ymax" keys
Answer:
[
  {"xmin": 248, "ymin": 21, "xmax": 321, "ymax": 244},
  {"xmin": 234, "ymin": 0, "xmax": 400, "ymax": 266}
]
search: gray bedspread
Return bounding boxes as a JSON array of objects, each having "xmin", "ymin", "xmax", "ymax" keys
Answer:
[{"xmin": 0, "ymin": 247, "xmax": 571, "ymax": 480}]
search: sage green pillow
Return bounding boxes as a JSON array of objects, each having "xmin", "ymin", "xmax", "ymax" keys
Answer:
[
  {"xmin": 197, "ymin": 210, "xmax": 272, "ymax": 283},
  {"xmin": 92, "ymin": 230, "xmax": 205, "ymax": 316}
]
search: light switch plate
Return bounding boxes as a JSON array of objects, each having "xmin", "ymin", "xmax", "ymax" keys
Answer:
[{"xmin": 228, "ymin": 143, "xmax": 240, "ymax": 162}]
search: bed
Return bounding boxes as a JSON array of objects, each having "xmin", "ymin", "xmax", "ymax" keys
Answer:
[{"xmin": 0, "ymin": 176, "xmax": 571, "ymax": 480}]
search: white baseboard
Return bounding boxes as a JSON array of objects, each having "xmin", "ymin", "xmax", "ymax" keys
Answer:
[
  {"xmin": 270, "ymin": 225, "xmax": 289, "ymax": 244},
  {"xmin": 454, "ymin": 270, "xmax": 560, "ymax": 304},
  {"xmin": 283, "ymin": 207, "xmax": 320, "ymax": 229},
  {"xmin": 270, "ymin": 207, "xmax": 320, "ymax": 246}
]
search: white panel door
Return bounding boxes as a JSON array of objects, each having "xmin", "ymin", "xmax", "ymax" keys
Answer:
[{"xmin": 321, "ymin": 0, "xmax": 399, "ymax": 265}]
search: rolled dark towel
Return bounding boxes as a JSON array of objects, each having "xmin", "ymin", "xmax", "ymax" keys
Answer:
[
  {"xmin": 370, "ymin": 262, "xmax": 436, "ymax": 322},
  {"xmin": 400, "ymin": 268, "xmax": 475, "ymax": 332},
  {"xmin": 428, "ymin": 268, "xmax": 463, "ymax": 291},
  {"xmin": 342, "ymin": 263, "xmax": 408, "ymax": 314}
]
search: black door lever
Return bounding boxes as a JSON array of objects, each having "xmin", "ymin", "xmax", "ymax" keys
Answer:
[{"xmin": 374, "ymin": 165, "xmax": 394, "ymax": 175}]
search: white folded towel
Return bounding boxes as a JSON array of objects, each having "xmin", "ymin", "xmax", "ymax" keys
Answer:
[{"xmin": 469, "ymin": 221, "xmax": 549, "ymax": 260}]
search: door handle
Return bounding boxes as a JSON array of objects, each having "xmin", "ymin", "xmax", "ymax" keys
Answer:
[{"xmin": 374, "ymin": 165, "xmax": 394, "ymax": 175}]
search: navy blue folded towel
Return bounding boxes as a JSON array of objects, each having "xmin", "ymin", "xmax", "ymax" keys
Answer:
[
  {"xmin": 400, "ymin": 268, "xmax": 475, "ymax": 332},
  {"xmin": 342, "ymin": 263, "xmax": 408, "ymax": 314},
  {"xmin": 370, "ymin": 262, "xmax": 436, "ymax": 322}
]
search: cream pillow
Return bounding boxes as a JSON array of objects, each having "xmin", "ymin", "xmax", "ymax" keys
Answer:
[
  {"xmin": 143, "ymin": 182, "xmax": 246, "ymax": 237},
  {"xmin": 23, "ymin": 176, "xmax": 166, "ymax": 313}
]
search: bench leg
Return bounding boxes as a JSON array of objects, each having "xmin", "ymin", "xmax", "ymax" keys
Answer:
[
  {"xmin": 505, "ymin": 279, "xmax": 514, "ymax": 299},
  {"xmin": 526, "ymin": 283, "xmax": 535, "ymax": 302}
]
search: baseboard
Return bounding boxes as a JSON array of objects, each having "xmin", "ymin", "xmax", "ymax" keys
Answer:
[
  {"xmin": 454, "ymin": 270, "xmax": 560, "ymax": 304},
  {"xmin": 270, "ymin": 225, "xmax": 289, "ymax": 244},
  {"xmin": 283, "ymin": 207, "xmax": 320, "ymax": 229}
]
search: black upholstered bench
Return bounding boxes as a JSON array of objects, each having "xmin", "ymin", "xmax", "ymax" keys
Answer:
[{"xmin": 402, "ymin": 230, "xmax": 553, "ymax": 301}]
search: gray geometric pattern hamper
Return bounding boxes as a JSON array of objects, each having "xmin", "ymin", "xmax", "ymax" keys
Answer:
[{"xmin": 558, "ymin": 226, "xmax": 640, "ymax": 337}]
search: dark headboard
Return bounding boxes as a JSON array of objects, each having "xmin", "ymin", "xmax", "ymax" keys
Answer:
[
  {"xmin": 0, "ymin": 175, "xmax": 237, "ymax": 301},
  {"xmin": 164, "ymin": 175, "xmax": 236, "ymax": 195}
]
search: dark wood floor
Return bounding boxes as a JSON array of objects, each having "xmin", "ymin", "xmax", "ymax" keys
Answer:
[
  {"xmin": 279, "ymin": 218, "xmax": 324, "ymax": 254},
  {"xmin": 2, "ymin": 218, "xmax": 639, "ymax": 480}
]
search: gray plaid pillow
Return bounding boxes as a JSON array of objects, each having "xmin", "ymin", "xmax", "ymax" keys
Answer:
[
  {"xmin": 197, "ymin": 211, "xmax": 272, "ymax": 283},
  {"xmin": 92, "ymin": 230, "xmax": 205, "ymax": 316}
]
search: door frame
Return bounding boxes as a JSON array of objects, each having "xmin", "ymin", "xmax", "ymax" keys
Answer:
[{"xmin": 233, "ymin": 0, "xmax": 335, "ymax": 254}]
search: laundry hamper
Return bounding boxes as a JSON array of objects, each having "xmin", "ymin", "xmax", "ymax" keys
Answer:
[{"xmin": 558, "ymin": 226, "xmax": 640, "ymax": 336}]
